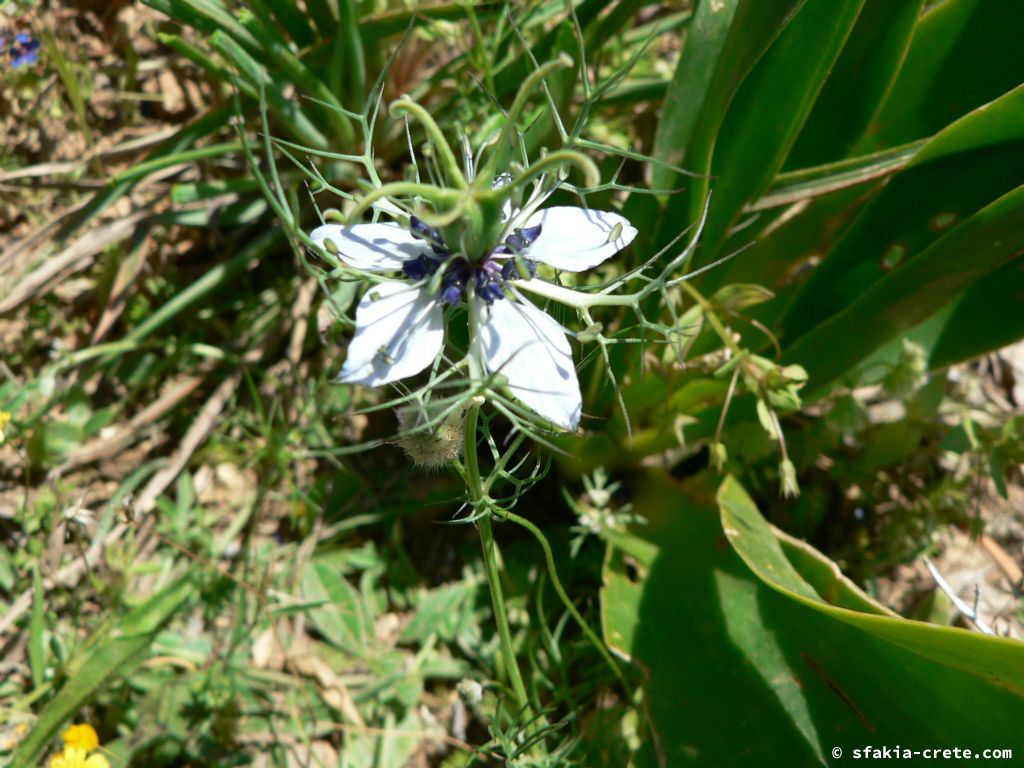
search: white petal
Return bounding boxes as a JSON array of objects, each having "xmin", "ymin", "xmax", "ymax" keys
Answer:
[
  {"xmin": 340, "ymin": 281, "xmax": 444, "ymax": 386},
  {"xmin": 522, "ymin": 207, "xmax": 637, "ymax": 271},
  {"xmin": 310, "ymin": 223, "xmax": 429, "ymax": 272},
  {"xmin": 475, "ymin": 297, "xmax": 581, "ymax": 430}
]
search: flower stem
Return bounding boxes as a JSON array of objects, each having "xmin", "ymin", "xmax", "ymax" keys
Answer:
[
  {"xmin": 464, "ymin": 404, "xmax": 533, "ymax": 720},
  {"xmin": 390, "ymin": 96, "xmax": 468, "ymax": 190},
  {"xmin": 497, "ymin": 507, "xmax": 629, "ymax": 694},
  {"xmin": 345, "ymin": 181, "xmax": 461, "ymax": 225}
]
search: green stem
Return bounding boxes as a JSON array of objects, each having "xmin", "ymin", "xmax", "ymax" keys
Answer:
[
  {"xmin": 390, "ymin": 96, "xmax": 468, "ymax": 190},
  {"xmin": 498, "ymin": 508, "xmax": 629, "ymax": 693},
  {"xmin": 516, "ymin": 277, "xmax": 640, "ymax": 309},
  {"xmin": 679, "ymin": 281, "xmax": 744, "ymax": 357},
  {"xmin": 464, "ymin": 405, "xmax": 533, "ymax": 719},
  {"xmin": 345, "ymin": 182, "xmax": 461, "ymax": 224},
  {"xmin": 510, "ymin": 149, "xmax": 600, "ymax": 191}
]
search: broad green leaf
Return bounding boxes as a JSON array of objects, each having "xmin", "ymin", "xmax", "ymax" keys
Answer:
[
  {"xmin": 655, "ymin": 0, "xmax": 808, "ymax": 244},
  {"xmin": 775, "ymin": 529, "xmax": 897, "ymax": 616},
  {"xmin": 840, "ymin": 253, "xmax": 1024, "ymax": 381},
  {"xmin": 14, "ymin": 579, "xmax": 192, "ymax": 768},
  {"xmin": 866, "ymin": 0, "xmax": 1024, "ymax": 149},
  {"xmin": 602, "ymin": 473, "xmax": 1024, "ymax": 767},
  {"xmin": 650, "ymin": 0, "xmax": 739, "ymax": 189},
  {"xmin": 929, "ymin": 257, "xmax": 1024, "ymax": 369},
  {"xmin": 785, "ymin": 0, "xmax": 925, "ymax": 168},
  {"xmin": 717, "ymin": 476, "xmax": 1024, "ymax": 685},
  {"xmin": 750, "ymin": 139, "xmax": 923, "ymax": 214},
  {"xmin": 782, "ymin": 85, "xmax": 1024, "ymax": 345},
  {"xmin": 782, "ymin": 182, "xmax": 1024, "ymax": 396},
  {"xmin": 301, "ymin": 560, "xmax": 374, "ymax": 657},
  {"xmin": 694, "ymin": 0, "xmax": 865, "ymax": 254},
  {"xmin": 399, "ymin": 580, "xmax": 479, "ymax": 645},
  {"xmin": 706, "ymin": 179, "xmax": 888, "ymax": 331}
]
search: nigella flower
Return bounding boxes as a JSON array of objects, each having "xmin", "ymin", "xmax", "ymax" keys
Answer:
[{"xmin": 312, "ymin": 205, "xmax": 636, "ymax": 430}]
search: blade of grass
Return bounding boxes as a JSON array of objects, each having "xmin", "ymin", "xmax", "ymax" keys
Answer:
[
  {"xmin": 746, "ymin": 138, "xmax": 926, "ymax": 212},
  {"xmin": 237, "ymin": 8, "xmax": 354, "ymax": 145},
  {"xmin": 206, "ymin": 31, "xmax": 329, "ymax": 149},
  {"xmin": 125, "ymin": 229, "xmax": 281, "ymax": 345},
  {"xmin": 14, "ymin": 579, "xmax": 193, "ymax": 768},
  {"xmin": 29, "ymin": 565, "xmax": 45, "ymax": 690}
]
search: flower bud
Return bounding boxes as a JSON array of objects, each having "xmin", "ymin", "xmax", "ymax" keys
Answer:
[{"xmin": 394, "ymin": 405, "xmax": 465, "ymax": 469}]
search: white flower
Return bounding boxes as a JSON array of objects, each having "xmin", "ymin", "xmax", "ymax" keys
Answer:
[{"xmin": 311, "ymin": 205, "xmax": 637, "ymax": 430}]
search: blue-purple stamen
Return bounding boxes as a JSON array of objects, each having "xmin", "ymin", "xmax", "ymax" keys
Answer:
[
  {"xmin": 501, "ymin": 258, "xmax": 538, "ymax": 281},
  {"xmin": 403, "ymin": 220, "xmax": 543, "ymax": 305},
  {"xmin": 493, "ymin": 224, "xmax": 543, "ymax": 256},
  {"xmin": 409, "ymin": 216, "xmax": 449, "ymax": 256},
  {"xmin": 402, "ymin": 253, "xmax": 442, "ymax": 280}
]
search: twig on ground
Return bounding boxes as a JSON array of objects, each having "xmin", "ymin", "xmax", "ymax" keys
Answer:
[
  {"xmin": 924, "ymin": 556, "xmax": 996, "ymax": 635},
  {"xmin": 135, "ymin": 371, "xmax": 243, "ymax": 514},
  {"xmin": 56, "ymin": 375, "xmax": 205, "ymax": 474}
]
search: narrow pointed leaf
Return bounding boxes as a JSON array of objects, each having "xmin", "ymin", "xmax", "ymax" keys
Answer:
[
  {"xmin": 782, "ymin": 85, "xmax": 1024, "ymax": 342},
  {"xmin": 785, "ymin": 0, "xmax": 925, "ymax": 168},
  {"xmin": 866, "ymin": 0, "xmax": 1024, "ymax": 149},
  {"xmin": 693, "ymin": 0, "xmax": 865, "ymax": 255},
  {"xmin": 783, "ymin": 183, "xmax": 1024, "ymax": 396}
]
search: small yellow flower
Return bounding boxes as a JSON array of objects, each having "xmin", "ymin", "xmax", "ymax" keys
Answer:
[
  {"xmin": 61, "ymin": 724, "xmax": 99, "ymax": 751},
  {"xmin": 0, "ymin": 410, "xmax": 10, "ymax": 444},
  {"xmin": 48, "ymin": 724, "xmax": 108, "ymax": 768},
  {"xmin": 48, "ymin": 746, "xmax": 110, "ymax": 768}
]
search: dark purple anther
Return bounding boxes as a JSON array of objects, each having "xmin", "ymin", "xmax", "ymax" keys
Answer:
[
  {"xmin": 409, "ymin": 216, "xmax": 448, "ymax": 255},
  {"xmin": 501, "ymin": 258, "xmax": 538, "ymax": 281},
  {"xmin": 504, "ymin": 223, "xmax": 542, "ymax": 253},
  {"xmin": 438, "ymin": 258, "xmax": 470, "ymax": 304},
  {"xmin": 402, "ymin": 254, "xmax": 440, "ymax": 280},
  {"xmin": 476, "ymin": 279, "xmax": 505, "ymax": 304},
  {"xmin": 441, "ymin": 285, "xmax": 463, "ymax": 305},
  {"xmin": 403, "ymin": 218, "xmax": 530, "ymax": 305}
]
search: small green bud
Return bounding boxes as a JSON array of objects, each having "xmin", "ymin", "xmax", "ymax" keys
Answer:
[
  {"xmin": 577, "ymin": 322, "xmax": 604, "ymax": 343},
  {"xmin": 711, "ymin": 441, "xmax": 728, "ymax": 471},
  {"xmin": 779, "ymin": 459, "xmax": 800, "ymax": 498},
  {"xmin": 756, "ymin": 399, "xmax": 779, "ymax": 440},
  {"xmin": 883, "ymin": 339, "xmax": 927, "ymax": 399}
]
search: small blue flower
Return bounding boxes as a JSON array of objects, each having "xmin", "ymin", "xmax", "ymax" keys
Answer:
[{"xmin": 5, "ymin": 32, "xmax": 40, "ymax": 69}]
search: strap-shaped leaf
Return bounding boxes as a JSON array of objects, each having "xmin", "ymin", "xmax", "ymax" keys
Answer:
[
  {"xmin": 782, "ymin": 85, "xmax": 1024, "ymax": 344},
  {"xmin": 783, "ymin": 183, "xmax": 1024, "ymax": 397}
]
